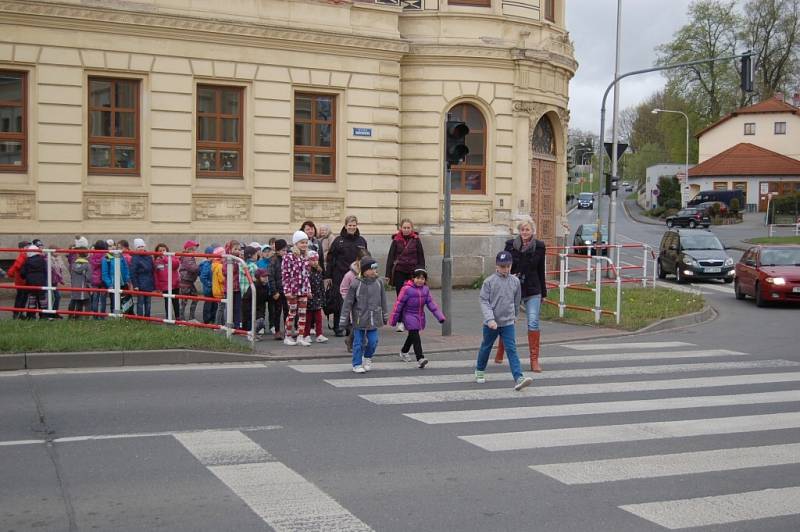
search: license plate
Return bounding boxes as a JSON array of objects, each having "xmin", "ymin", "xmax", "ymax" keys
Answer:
[
  {"xmin": 704, "ymin": 267, "xmax": 721, "ymax": 273},
  {"xmin": 793, "ymin": 287, "xmax": 800, "ymax": 293}
]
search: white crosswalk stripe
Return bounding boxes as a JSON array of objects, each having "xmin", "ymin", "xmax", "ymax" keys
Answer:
[
  {"xmin": 289, "ymin": 349, "xmax": 746, "ymax": 373},
  {"xmin": 324, "ymin": 360, "xmax": 799, "ymax": 388},
  {"xmin": 298, "ymin": 340, "xmax": 800, "ymax": 529}
]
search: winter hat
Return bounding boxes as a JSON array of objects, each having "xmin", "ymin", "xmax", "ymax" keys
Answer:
[
  {"xmin": 292, "ymin": 230, "xmax": 309, "ymax": 245},
  {"xmin": 413, "ymin": 268, "xmax": 428, "ymax": 280},
  {"xmin": 308, "ymin": 250, "xmax": 319, "ymax": 260},
  {"xmin": 32, "ymin": 238, "xmax": 43, "ymax": 248},
  {"xmin": 183, "ymin": 239, "xmax": 199, "ymax": 249},
  {"xmin": 74, "ymin": 236, "xmax": 89, "ymax": 248},
  {"xmin": 248, "ymin": 241, "xmax": 261, "ymax": 249},
  {"xmin": 496, "ymin": 251, "xmax": 513, "ymax": 265},
  {"xmin": 360, "ymin": 257, "xmax": 378, "ymax": 272},
  {"xmin": 261, "ymin": 244, "xmax": 272, "ymax": 251},
  {"xmin": 213, "ymin": 246, "xmax": 225, "ymax": 255},
  {"xmin": 255, "ymin": 268, "xmax": 269, "ymax": 278},
  {"xmin": 26, "ymin": 244, "xmax": 40, "ymax": 258},
  {"xmin": 204, "ymin": 245, "xmax": 215, "ymax": 254},
  {"xmin": 133, "ymin": 238, "xmax": 146, "ymax": 249},
  {"xmin": 94, "ymin": 240, "xmax": 109, "ymax": 251},
  {"xmin": 106, "ymin": 239, "xmax": 115, "ymax": 247},
  {"xmin": 274, "ymin": 239, "xmax": 287, "ymax": 252}
]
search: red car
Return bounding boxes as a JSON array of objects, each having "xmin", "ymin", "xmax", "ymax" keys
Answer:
[{"xmin": 735, "ymin": 245, "xmax": 800, "ymax": 307}]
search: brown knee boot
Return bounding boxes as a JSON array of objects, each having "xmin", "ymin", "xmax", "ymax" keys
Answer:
[
  {"xmin": 528, "ymin": 330, "xmax": 541, "ymax": 372},
  {"xmin": 494, "ymin": 338, "xmax": 505, "ymax": 363}
]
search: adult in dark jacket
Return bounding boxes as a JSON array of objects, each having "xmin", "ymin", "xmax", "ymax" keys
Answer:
[
  {"xmin": 385, "ymin": 218, "xmax": 425, "ymax": 332},
  {"xmin": 325, "ymin": 215, "xmax": 368, "ymax": 336},
  {"xmin": 495, "ymin": 219, "xmax": 547, "ymax": 372},
  {"xmin": 20, "ymin": 245, "xmax": 47, "ymax": 317}
]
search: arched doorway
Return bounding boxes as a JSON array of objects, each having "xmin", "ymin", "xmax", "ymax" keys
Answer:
[{"xmin": 531, "ymin": 115, "xmax": 557, "ymax": 246}]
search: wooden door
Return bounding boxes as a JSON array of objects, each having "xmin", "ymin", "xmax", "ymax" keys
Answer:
[{"xmin": 531, "ymin": 158, "xmax": 556, "ymax": 247}]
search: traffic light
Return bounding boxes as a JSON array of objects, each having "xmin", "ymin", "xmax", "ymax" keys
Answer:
[
  {"xmin": 740, "ymin": 52, "xmax": 754, "ymax": 93},
  {"xmin": 446, "ymin": 120, "xmax": 469, "ymax": 166},
  {"xmin": 604, "ymin": 173, "xmax": 619, "ymax": 195}
]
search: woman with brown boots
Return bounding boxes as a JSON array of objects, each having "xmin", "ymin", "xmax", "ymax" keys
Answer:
[{"xmin": 494, "ymin": 219, "xmax": 547, "ymax": 372}]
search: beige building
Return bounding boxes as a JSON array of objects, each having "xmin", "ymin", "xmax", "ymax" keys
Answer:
[{"xmin": 0, "ymin": 0, "xmax": 575, "ymax": 284}]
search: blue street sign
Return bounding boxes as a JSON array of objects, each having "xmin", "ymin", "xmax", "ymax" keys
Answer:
[{"xmin": 353, "ymin": 127, "xmax": 372, "ymax": 137}]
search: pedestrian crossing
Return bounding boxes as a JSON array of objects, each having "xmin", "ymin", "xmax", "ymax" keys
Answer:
[{"xmin": 291, "ymin": 340, "xmax": 800, "ymax": 529}]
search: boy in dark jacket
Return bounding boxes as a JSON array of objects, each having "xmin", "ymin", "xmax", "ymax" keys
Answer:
[
  {"xmin": 268, "ymin": 239, "xmax": 289, "ymax": 340},
  {"xmin": 20, "ymin": 245, "xmax": 47, "ymax": 318},
  {"xmin": 340, "ymin": 257, "xmax": 388, "ymax": 374},
  {"xmin": 131, "ymin": 239, "xmax": 155, "ymax": 317}
]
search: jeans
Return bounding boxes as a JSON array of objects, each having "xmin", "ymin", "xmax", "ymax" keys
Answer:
[
  {"xmin": 91, "ymin": 289, "xmax": 107, "ymax": 318},
  {"xmin": 232, "ymin": 291, "xmax": 242, "ymax": 329},
  {"xmin": 53, "ymin": 290, "xmax": 61, "ymax": 311},
  {"xmin": 476, "ymin": 324, "xmax": 523, "ymax": 381},
  {"xmin": 136, "ymin": 295, "xmax": 152, "ymax": 317},
  {"xmin": 525, "ymin": 294, "xmax": 542, "ymax": 331},
  {"xmin": 352, "ymin": 328, "xmax": 378, "ymax": 368},
  {"xmin": 203, "ymin": 300, "xmax": 218, "ymax": 324}
]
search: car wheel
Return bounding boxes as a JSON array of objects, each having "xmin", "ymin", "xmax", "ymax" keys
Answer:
[
  {"xmin": 666, "ymin": 220, "xmax": 674, "ymax": 228},
  {"xmin": 755, "ymin": 283, "xmax": 767, "ymax": 307},
  {"xmin": 657, "ymin": 260, "xmax": 667, "ymax": 279},
  {"xmin": 676, "ymin": 267, "xmax": 686, "ymax": 284},
  {"xmin": 689, "ymin": 220, "xmax": 697, "ymax": 228},
  {"xmin": 723, "ymin": 276, "xmax": 733, "ymax": 284},
  {"xmin": 703, "ymin": 224, "xmax": 710, "ymax": 229},
  {"xmin": 734, "ymin": 280, "xmax": 746, "ymax": 299}
]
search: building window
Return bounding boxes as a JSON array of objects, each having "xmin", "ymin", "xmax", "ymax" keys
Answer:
[
  {"xmin": 0, "ymin": 71, "xmax": 27, "ymax": 172},
  {"xmin": 448, "ymin": 103, "xmax": 486, "ymax": 194},
  {"xmin": 713, "ymin": 181, "xmax": 728, "ymax": 191},
  {"xmin": 774, "ymin": 121, "xmax": 787, "ymax": 135},
  {"xmin": 733, "ymin": 181, "xmax": 747, "ymax": 196},
  {"xmin": 449, "ymin": 0, "xmax": 491, "ymax": 6},
  {"xmin": 88, "ymin": 78, "xmax": 139, "ymax": 174},
  {"xmin": 544, "ymin": 0, "xmax": 555, "ymax": 21},
  {"xmin": 196, "ymin": 85, "xmax": 243, "ymax": 178},
  {"xmin": 294, "ymin": 93, "xmax": 336, "ymax": 182},
  {"xmin": 744, "ymin": 122, "xmax": 755, "ymax": 135}
]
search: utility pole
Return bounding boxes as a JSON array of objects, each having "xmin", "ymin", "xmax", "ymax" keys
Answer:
[{"xmin": 608, "ymin": 0, "xmax": 623, "ymax": 265}]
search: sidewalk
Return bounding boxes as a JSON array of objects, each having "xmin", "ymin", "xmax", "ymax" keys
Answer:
[{"xmin": 251, "ymin": 288, "xmax": 630, "ymax": 361}]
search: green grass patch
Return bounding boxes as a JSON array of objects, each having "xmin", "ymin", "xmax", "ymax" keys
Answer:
[
  {"xmin": 541, "ymin": 286, "xmax": 705, "ymax": 331},
  {"xmin": 745, "ymin": 236, "xmax": 800, "ymax": 245},
  {"xmin": 0, "ymin": 319, "xmax": 252, "ymax": 354}
]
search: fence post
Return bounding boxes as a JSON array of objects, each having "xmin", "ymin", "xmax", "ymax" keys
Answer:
[
  {"xmin": 616, "ymin": 263, "xmax": 622, "ymax": 325},
  {"xmin": 594, "ymin": 256, "xmax": 602, "ymax": 324},
  {"xmin": 559, "ymin": 253, "xmax": 566, "ymax": 318},
  {"xmin": 225, "ymin": 256, "xmax": 234, "ymax": 338},
  {"xmin": 586, "ymin": 251, "xmax": 592, "ymax": 284},
  {"xmin": 250, "ymin": 276, "xmax": 256, "ymax": 343},
  {"xmin": 45, "ymin": 249, "xmax": 54, "ymax": 314},
  {"xmin": 113, "ymin": 251, "xmax": 122, "ymax": 318},
  {"xmin": 641, "ymin": 246, "xmax": 648, "ymax": 287},
  {"xmin": 166, "ymin": 252, "xmax": 175, "ymax": 322}
]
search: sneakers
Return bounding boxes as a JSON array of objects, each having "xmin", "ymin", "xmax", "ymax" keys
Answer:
[
  {"xmin": 363, "ymin": 358, "xmax": 372, "ymax": 372},
  {"xmin": 396, "ymin": 322, "xmax": 405, "ymax": 332},
  {"xmin": 269, "ymin": 326, "xmax": 276, "ymax": 334},
  {"xmin": 514, "ymin": 376, "xmax": 533, "ymax": 391},
  {"xmin": 475, "ymin": 370, "xmax": 486, "ymax": 384},
  {"xmin": 310, "ymin": 328, "xmax": 316, "ymax": 336},
  {"xmin": 283, "ymin": 336, "xmax": 297, "ymax": 346},
  {"xmin": 297, "ymin": 336, "xmax": 312, "ymax": 347},
  {"xmin": 315, "ymin": 335, "xmax": 329, "ymax": 343},
  {"xmin": 399, "ymin": 351, "xmax": 411, "ymax": 362},
  {"xmin": 352, "ymin": 365, "xmax": 366, "ymax": 374},
  {"xmin": 418, "ymin": 357, "xmax": 428, "ymax": 369}
]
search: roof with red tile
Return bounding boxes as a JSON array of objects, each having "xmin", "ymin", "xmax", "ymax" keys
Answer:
[
  {"xmin": 689, "ymin": 143, "xmax": 800, "ymax": 177},
  {"xmin": 696, "ymin": 97, "xmax": 800, "ymax": 138}
]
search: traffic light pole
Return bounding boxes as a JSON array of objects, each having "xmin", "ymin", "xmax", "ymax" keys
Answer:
[
  {"xmin": 442, "ymin": 162, "xmax": 452, "ymax": 336},
  {"xmin": 598, "ymin": 51, "xmax": 753, "ymax": 261}
]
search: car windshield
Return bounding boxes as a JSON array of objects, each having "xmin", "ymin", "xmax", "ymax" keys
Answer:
[
  {"xmin": 760, "ymin": 248, "xmax": 800, "ymax": 266},
  {"xmin": 578, "ymin": 193, "xmax": 593, "ymax": 200},
  {"xmin": 581, "ymin": 224, "xmax": 608, "ymax": 238},
  {"xmin": 681, "ymin": 235, "xmax": 723, "ymax": 250}
]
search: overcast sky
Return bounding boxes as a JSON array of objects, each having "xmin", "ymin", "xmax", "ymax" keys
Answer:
[{"xmin": 565, "ymin": 0, "xmax": 694, "ymax": 134}]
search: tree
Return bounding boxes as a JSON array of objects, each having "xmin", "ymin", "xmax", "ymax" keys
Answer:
[
  {"xmin": 742, "ymin": 0, "xmax": 800, "ymax": 99},
  {"xmin": 656, "ymin": 0, "xmax": 742, "ymax": 122},
  {"xmin": 657, "ymin": 175, "xmax": 681, "ymax": 208}
]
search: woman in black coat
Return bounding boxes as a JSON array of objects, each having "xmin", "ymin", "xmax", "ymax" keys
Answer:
[
  {"xmin": 324, "ymin": 215, "xmax": 368, "ymax": 336},
  {"xmin": 495, "ymin": 219, "xmax": 547, "ymax": 372}
]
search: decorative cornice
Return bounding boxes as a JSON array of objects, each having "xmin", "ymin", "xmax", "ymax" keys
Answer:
[
  {"xmin": 512, "ymin": 100, "xmax": 546, "ymax": 116},
  {"xmin": 1, "ymin": 0, "xmax": 410, "ymax": 58}
]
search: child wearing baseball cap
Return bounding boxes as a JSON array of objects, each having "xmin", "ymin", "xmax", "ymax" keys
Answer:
[{"xmin": 473, "ymin": 251, "xmax": 533, "ymax": 391}]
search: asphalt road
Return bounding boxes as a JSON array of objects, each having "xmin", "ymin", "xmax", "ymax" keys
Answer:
[{"xmin": 2, "ymin": 202, "xmax": 799, "ymax": 532}]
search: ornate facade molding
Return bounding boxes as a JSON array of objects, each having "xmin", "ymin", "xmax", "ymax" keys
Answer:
[
  {"xmin": 291, "ymin": 197, "xmax": 345, "ymax": 224},
  {"xmin": 84, "ymin": 193, "xmax": 147, "ymax": 220},
  {"xmin": 193, "ymin": 195, "xmax": 250, "ymax": 221},
  {"xmin": 0, "ymin": 191, "xmax": 35, "ymax": 219},
  {"xmin": 512, "ymin": 100, "xmax": 546, "ymax": 116},
  {"xmin": 1, "ymin": 1, "xmax": 409, "ymax": 56}
]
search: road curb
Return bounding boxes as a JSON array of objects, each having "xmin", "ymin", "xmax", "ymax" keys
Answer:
[{"xmin": 0, "ymin": 305, "xmax": 719, "ymax": 370}]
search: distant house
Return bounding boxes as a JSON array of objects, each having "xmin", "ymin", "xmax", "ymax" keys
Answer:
[
  {"xmin": 689, "ymin": 95, "xmax": 800, "ymax": 211},
  {"xmin": 642, "ymin": 163, "xmax": 687, "ymax": 210}
]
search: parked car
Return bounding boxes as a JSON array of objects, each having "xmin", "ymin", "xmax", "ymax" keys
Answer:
[
  {"xmin": 573, "ymin": 224, "xmax": 609, "ymax": 255},
  {"xmin": 657, "ymin": 228, "xmax": 735, "ymax": 283},
  {"xmin": 577, "ymin": 192, "xmax": 595, "ymax": 209},
  {"xmin": 734, "ymin": 245, "xmax": 800, "ymax": 307},
  {"xmin": 665, "ymin": 207, "xmax": 711, "ymax": 228},
  {"xmin": 695, "ymin": 201, "xmax": 728, "ymax": 215}
]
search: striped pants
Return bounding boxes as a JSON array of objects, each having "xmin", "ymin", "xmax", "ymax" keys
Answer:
[{"xmin": 285, "ymin": 295, "xmax": 308, "ymax": 339}]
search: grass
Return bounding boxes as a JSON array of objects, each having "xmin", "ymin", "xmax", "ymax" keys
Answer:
[
  {"xmin": 0, "ymin": 318, "xmax": 253, "ymax": 354},
  {"xmin": 541, "ymin": 286, "xmax": 705, "ymax": 331},
  {"xmin": 745, "ymin": 236, "xmax": 800, "ymax": 245}
]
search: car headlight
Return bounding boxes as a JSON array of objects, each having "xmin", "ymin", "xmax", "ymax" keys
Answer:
[
  {"xmin": 766, "ymin": 277, "xmax": 786, "ymax": 285},
  {"xmin": 682, "ymin": 256, "xmax": 696, "ymax": 266},
  {"xmin": 724, "ymin": 257, "xmax": 734, "ymax": 266},
  {"xmin": 584, "ymin": 240, "xmax": 592, "ymax": 245}
]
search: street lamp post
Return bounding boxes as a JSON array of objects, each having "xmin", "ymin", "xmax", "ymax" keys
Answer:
[{"xmin": 652, "ymin": 108, "xmax": 689, "ymax": 208}]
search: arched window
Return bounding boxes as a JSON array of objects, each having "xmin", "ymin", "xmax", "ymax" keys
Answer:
[
  {"xmin": 532, "ymin": 115, "xmax": 556, "ymax": 158},
  {"xmin": 448, "ymin": 103, "xmax": 486, "ymax": 194}
]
